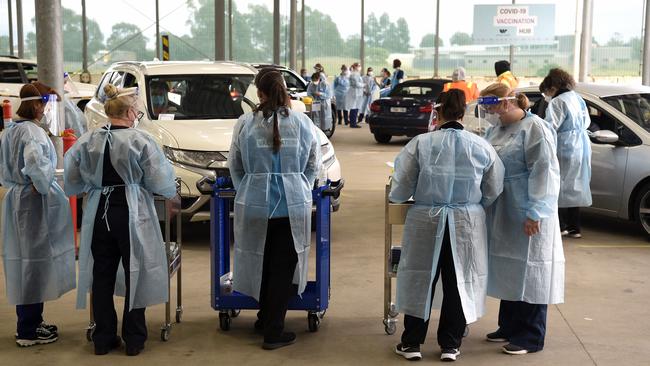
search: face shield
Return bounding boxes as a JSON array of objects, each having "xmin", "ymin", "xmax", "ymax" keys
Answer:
[
  {"xmin": 63, "ymin": 72, "xmax": 79, "ymax": 96},
  {"xmin": 41, "ymin": 94, "xmax": 62, "ymax": 136},
  {"xmin": 427, "ymin": 103, "xmax": 442, "ymax": 132},
  {"xmin": 476, "ymin": 95, "xmax": 516, "ymax": 132}
]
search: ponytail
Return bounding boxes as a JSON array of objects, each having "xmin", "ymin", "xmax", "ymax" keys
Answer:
[
  {"xmin": 272, "ymin": 112, "xmax": 281, "ymax": 153},
  {"xmin": 254, "ymin": 69, "xmax": 291, "ymax": 153},
  {"xmin": 515, "ymin": 93, "xmax": 530, "ymax": 110}
]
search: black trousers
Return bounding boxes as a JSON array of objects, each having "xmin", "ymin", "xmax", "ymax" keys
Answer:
[
  {"xmin": 497, "ymin": 300, "xmax": 547, "ymax": 352},
  {"xmin": 257, "ymin": 218, "xmax": 298, "ymax": 341},
  {"xmin": 401, "ymin": 224, "xmax": 467, "ymax": 349},
  {"xmin": 337, "ymin": 109, "xmax": 349, "ymax": 125},
  {"xmin": 91, "ymin": 205, "xmax": 147, "ymax": 348},
  {"xmin": 559, "ymin": 207, "xmax": 581, "ymax": 232},
  {"xmin": 16, "ymin": 303, "xmax": 44, "ymax": 339}
]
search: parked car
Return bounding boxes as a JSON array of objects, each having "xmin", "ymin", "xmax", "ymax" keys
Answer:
[
  {"xmin": 366, "ymin": 78, "xmax": 450, "ymax": 143},
  {"xmin": 250, "ymin": 63, "xmax": 337, "ymax": 138},
  {"xmin": 0, "ymin": 55, "xmax": 96, "ymax": 117},
  {"xmin": 464, "ymin": 83, "xmax": 650, "ymax": 237},
  {"xmin": 85, "ymin": 61, "xmax": 343, "ymax": 222}
]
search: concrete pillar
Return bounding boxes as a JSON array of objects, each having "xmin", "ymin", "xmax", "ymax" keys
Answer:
[
  {"xmin": 155, "ymin": 0, "xmax": 160, "ymax": 60},
  {"xmin": 8, "ymin": 0, "xmax": 14, "ymax": 55},
  {"xmin": 643, "ymin": 0, "xmax": 650, "ymax": 85},
  {"xmin": 360, "ymin": 0, "xmax": 365, "ymax": 71},
  {"xmin": 228, "ymin": 0, "xmax": 233, "ymax": 60},
  {"xmin": 215, "ymin": 0, "xmax": 225, "ymax": 60},
  {"xmin": 434, "ymin": 0, "xmax": 440, "ymax": 77},
  {"xmin": 572, "ymin": 0, "xmax": 582, "ymax": 78},
  {"xmin": 273, "ymin": 0, "xmax": 280, "ymax": 64},
  {"xmin": 82, "ymin": 0, "xmax": 88, "ymax": 71},
  {"xmin": 508, "ymin": 0, "xmax": 515, "ymax": 69},
  {"xmin": 579, "ymin": 0, "xmax": 593, "ymax": 82},
  {"xmin": 16, "ymin": 0, "xmax": 23, "ymax": 58},
  {"xmin": 301, "ymin": 0, "xmax": 305, "ymax": 69},
  {"xmin": 289, "ymin": 0, "xmax": 297, "ymax": 70}
]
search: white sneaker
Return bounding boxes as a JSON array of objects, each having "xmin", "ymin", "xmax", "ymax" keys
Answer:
[
  {"xmin": 560, "ymin": 230, "xmax": 569, "ymax": 236},
  {"xmin": 16, "ymin": 327, "xmax": 58, "ymax": 347},
  {"xmin": 395, "ymin": 343, "xmax": 422, "ymax": 361},
  {"xmin": 440, "ymin": 348, "xmax": 460, "ymax": 362}
]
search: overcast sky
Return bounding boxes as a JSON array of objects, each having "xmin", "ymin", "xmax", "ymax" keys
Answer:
[{"xmin": 0, "ymin": 0, "xmax": 645, "ymax": 48}]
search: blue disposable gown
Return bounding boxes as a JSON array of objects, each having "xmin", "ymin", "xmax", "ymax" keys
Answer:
[
  {"xmin": 346, "ymin": 71, "xmax": 365, "ymax": 110},
  {"xmin": 333, "ymin": 75, "xmax": 350, "ymax": 111},
  {"xmin": 307, "ymin": 81, "xmax": 333, "ymax": 131},
  {"xmin": 544, "ymin": 90, "xmax": 592, "ymax": 208},
  {"xmin": 361, "ymin": 75, "xmax": 379, "ymax": 115},
  {"xmin": 0, "ymin": 121, "xmax": 76, "ymax": 305},
  {"xmin": 390, "ymin": 126, "xmax": 505, "ymax": 322},
  {"xmin": 64, "ymin": 127, "xmax": 177, "ymax": 310},
  {"xmin": 229, "ymin": 109, "xmax": 321, "ymax": 300},
  {"xmin": 63, "ymin": 98, "xmax": 88, "ymax": 137},
  {"xmin": 484, "ymin": 113, "xmax": 565, "ymax": 304}
]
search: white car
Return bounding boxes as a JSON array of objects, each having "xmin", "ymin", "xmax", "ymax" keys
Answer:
[
  {"xmin": 0, "ymin": 56, "xmax": 96, "ymax": 117},
  {"xmin": 84, "ymin": 61, "xmax": 343, "ymax": 222}
]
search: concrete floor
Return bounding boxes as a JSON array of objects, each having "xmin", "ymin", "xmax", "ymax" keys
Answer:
[{"xmin": 1, "ymin": 125, "xmax": 650, "ymax": 366}]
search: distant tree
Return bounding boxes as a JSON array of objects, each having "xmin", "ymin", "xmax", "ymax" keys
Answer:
[
  {"xmin": 0, "ymin": 36, "xmax": 9, "ymax": 54},
  {"xmin": 364, "ymin": 13, "xmax": 410, "ymax": 53},
  {"xmin": 450, "ymin": 32, "xmax": 472, "ymax": 46},
  {"xmin": 419, "ymin": 33, "xmax": 444, "ymax": 48},
  {"xmin": 629, "ymin": 36, "xmax": 643, "ymax": 57},
  {"xmin": 302, "ymin": 7, "xmax": 345, "ymax": 58},
  {"xmin": 106, "ymin": 23, "xmax": 148, "ymax": 55},
  {"xmin": 606, "ymin": 32, "xmax": 625, "ymax": 47},
  {"xmin": 536, "ymin": 63, "xmax": 561, "ymax": 77}
]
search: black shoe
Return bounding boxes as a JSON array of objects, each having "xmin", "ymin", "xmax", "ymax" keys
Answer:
[
  {"xmin": 126, "ymin": 344, "xmax": 144, "ymax": 356},
  {"xmin": 566, "ymin": 229, "xmax": 582, "ymax": 238},
  {"xmin": 394, "ymin": 343, "xmax": 422, "ymax": 361},
  {"xmin": 350, "ymin": 125, "xmax": 362, "ymax": 128},
  {"xmin": 486, "ymin": 329, "xmax": 509, "ymax": 342},
  {"xmin": 16, "ymin": 327, "xmax": 58, "ymax": 347},
  {"xmin": 94, "ymin": 336, "xmax": 122, "ymax": 355},
  {"xmin": 254, "ymin": 320, "xmax": 264, "ymax": 333},
  {"xmin": 440, "ymin": 348, "xmax": 460, "ymax": 362},
  {"xmin": 262, "ymin": 332, "xmax": 296, "ymax": 350},
  {"xmin": 39, "ymin": 321, "xmax": 58, "ymax": 334},
  {"xmin": 502, "ymin": 343, "xmax": 529, "ymax": 355}
]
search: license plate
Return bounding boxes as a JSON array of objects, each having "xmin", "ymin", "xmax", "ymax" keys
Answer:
[{"xmin": 390, "ymin": 107, "xmax": 407, "ymax": 113}]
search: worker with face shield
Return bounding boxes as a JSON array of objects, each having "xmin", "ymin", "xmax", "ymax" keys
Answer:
[
  {"xmin": 64, "ymin": 84, "xmax": 177, "ymax": 356},
  {"xmin": 0, "ymin": 83, "xmax": 76, "ymax": 347},
  {"xmin": 390, "ymin": 89, "xmax": 504, "ymax": 362},
  {"xmin": 480, "ymin": 83, "xmax": 564, "ymax": 356}
]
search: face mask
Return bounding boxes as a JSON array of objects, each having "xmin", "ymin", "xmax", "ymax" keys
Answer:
[
  {"xmin": 344, "ymin": 71, "xmax": 350, "ymax": 77},
  {"xmin": 368, "ymin": 72, "xmax": 374, "ymax": 77},
  {"xmin": 152, "ymin": 94, "xmax": 166, "ymax": 108},
  {"xmin": 484, "ymin": 112, "xmax": 502, "ymax": 127},
  {"xmin": 543, "ymin": 94, "xmax": 552, "ymax": 103},
  {"xmin": 130, "ymin": 109, "xmax": 143, "ymax": 129}
]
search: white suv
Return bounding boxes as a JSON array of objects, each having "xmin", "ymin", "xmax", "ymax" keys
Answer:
[
  {"xmin": 84, "ymin": 61, "xmax": 343, "ymax": 222},
  {"xmin": 0, "ymin": 56, "xmax": 96, "ymax": 117}
]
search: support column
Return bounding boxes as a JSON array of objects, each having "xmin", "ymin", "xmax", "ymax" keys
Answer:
[
  {"xmin": 301, "ymin": 0, "xmax": 305, "ymax": 69},
  {"xmin": 8, "ymin": 0, "xmax": 14, "ymax": 56},
  {"xmin": 572, "ymin": 0, "xmax": 582, "ymax": 78},
  {"xmin": 273, "ymin": 0, "xmax": 280, "ymax": 64},
  {"xmin": 155, "ymin": 0, "xmax": 160, "ymax": 59},
  {"xmin": 434, "ymin": 0, "xmax": 440, "ymax": 77},
  {"xmin": 82, "ymin": 0, "xmax": 88, "ymax": 72},
  {"xmin": 579, "ymin": 0, "xmax": 593, "ymax": 82},
  {"xmin": 508, "ymin": 0, "xmax": 515, "ymax": 68},
  {"xmin": 643, "ymin": 0, "xmax": 650, "ymax": 85},
  {"xmin": 228, "ymin": 0, "xmax": 233, "ymax": 60},
  {"xmin": 215, "ymin": 0, "xmax": 225, "ymax": 60},
  {"xmin": 289, "ymin": 0, "xmax": 297, "ymax": 69},
  {"xmin": 360, "ymin": 0, "xmax": 365, "ymax": 70},
  {"xmin": 17, "ymin": 0, "xmax": 23, "ymax": 58}
]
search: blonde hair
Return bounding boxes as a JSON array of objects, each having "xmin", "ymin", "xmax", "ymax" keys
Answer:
[
  {"xmin": 480, "ymin": 83, "xmax": 529, "ymax": 110},
  {"xmin": 104, "ymin": 84, "xmax": 137, "ymax": 119}
]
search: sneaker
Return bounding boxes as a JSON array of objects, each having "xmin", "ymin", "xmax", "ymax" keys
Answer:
[
  {"xmin": 254, "ymin": 319, "xmax": 264, "ymax": 333},
  {"xmin": 262, "ymin": 332, "xmax": 296, "ymax": 350},
  {"xmin": 560, "ymin": 230, "xmax": 569, "ymax": 236},
  {"xmin": 440, "ymin": 348, "xmax": 460, "ymax": 362},
  {"xmin": 126, "ymin": 344, "xmax": 144, "ymax": 356},
  {"xmin": 502, "ymin": 343, "xmax": 529, "ymax": 355},
  {"xmin": 15, "ymin": 322, "xmax": 58, "ymax": 339},
  {"xmin": 95, "ymin": 336, "xmax": 122, "ymax": 355},
  {"xmin": 567, "ymin": 230, "xmax": 582, "ymax": 238},
  {"xmin": 16, "ymin": 327, "xmax": 58, "ymax": 347},
  {"xmin": 486, "ymin": 330, "xmax": 509, "ymax": 342},
  {"xmin": 394, "ymin": 343, "xmax": 422, "ymax": 361}
]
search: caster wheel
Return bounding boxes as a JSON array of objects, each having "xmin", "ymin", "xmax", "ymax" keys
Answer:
[
  {"xmin": 383, "ymin": 319, "xmax": 396, "ymax": 335},
  {"xmin": 229, "ymin": 309, "xmax": 240, "ymax": 318},
  {"xmin": 161, "ymin": 328, "xmax": 170, "ymax": 341},
  {"xmin": 176, "ymin": 307, "xmax": 183, "ymax": 323},
  {"xmin": 308, "ymin": 313, "xmax": 320, "ymax": 332},
  {"xmin": 388, "ymin": 303, "xmax": 399, "ymax": 318},
  {"xmin": 317, "ymin": 310, "xmax": 327, "ymax": 320},
  {"xmin": 219, "ymin": 313, "xmax": 231, "ymax": 331}
]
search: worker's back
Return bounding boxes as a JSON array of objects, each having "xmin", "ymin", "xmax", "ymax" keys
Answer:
[
  {"xmin": 443, "ymin": 81, "xmax": 479, "ymax": 102},
  {"xmin": 497, "ymin": 71, "xmax": 519, "ymax": 89}
]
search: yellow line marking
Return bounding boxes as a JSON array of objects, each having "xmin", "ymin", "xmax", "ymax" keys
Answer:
[{"xmin": 578, "ymin": 245, "xmax": 650, "ymax": 248}]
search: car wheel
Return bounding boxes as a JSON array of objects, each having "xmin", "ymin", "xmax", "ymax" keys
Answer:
[
  {"xmin": 374, "ymin": 133, "xmax": 392, "ymax": 144},
  {"xmin": 635, "ymin": 183, "xmax": 650, "ymax": 237}
]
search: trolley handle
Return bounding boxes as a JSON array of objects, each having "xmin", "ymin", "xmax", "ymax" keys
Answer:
[{"xmin": 323, "ymin": 179, "xmax": 344, "ymax": 198}]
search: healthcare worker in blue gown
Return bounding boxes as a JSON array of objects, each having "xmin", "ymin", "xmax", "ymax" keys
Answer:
[
  {"xmin": 540, "ymin": 68, "xmax": 592, "ymax": 239},
  {"xmin": 390, "ymin": 89, "xmax": 504, "ymax": 362},
  {"xmin": 306, "ymin": 72, "xmax": 333, "ymax": 132},
  {"xmin": 64, "ymin": 84, "xmax": 177, "ymax": 356},
  {"xmin": 480, "ymin": 83, "xmax": 564, "ymax": 356},
  {"xmin": 0, "ymin": 83, "xmax": 76, "ymax": 347},
  {"xmin": 346, "ymin": 62, "xmax": 365, "ymax": 129},
  {"xmin": 229, "ymin": 69, "xmax": 321, "ymax": 350},
  {"xmin": 333, "ymin": 65, "xmax": 350, "ymax": 125}
]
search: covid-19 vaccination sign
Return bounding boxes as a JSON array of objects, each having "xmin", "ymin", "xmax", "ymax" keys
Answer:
[{"xmin": 472, "ymin": 4, "xmax": 555, "ymax": 45}]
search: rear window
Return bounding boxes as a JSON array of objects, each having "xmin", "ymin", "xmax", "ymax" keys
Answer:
[
  {"xmin": 390, "ymin": 84, "xmax": 441, "ymax": 98},
  {"xmin": 602, "ymin": 93, "xmax": 650, "ymax": 132},
  {"xmin": 0, "ymin": 62, "xmax": 23, "ymax": 83}
]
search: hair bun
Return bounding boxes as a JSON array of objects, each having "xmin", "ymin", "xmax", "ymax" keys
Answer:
[{"xmin": 104, "ymin": 84, "xmax": 119, "ymax": 99}]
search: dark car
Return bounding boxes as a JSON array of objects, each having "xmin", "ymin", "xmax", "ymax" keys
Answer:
[{"xmin": 367, "ymin": 79, "xmax": 450, "ymax": 143}]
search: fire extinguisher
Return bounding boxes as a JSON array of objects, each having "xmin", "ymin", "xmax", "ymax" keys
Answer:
[{"xmin": 2, "ymin": 99, "xmax": 12, "ymax": 130}]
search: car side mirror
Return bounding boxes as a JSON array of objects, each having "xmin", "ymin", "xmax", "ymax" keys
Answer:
[{"xmin": 591, "ymin": 130, "xmax": 619, "ymax": 144}]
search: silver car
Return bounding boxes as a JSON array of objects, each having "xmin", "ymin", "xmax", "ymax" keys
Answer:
[{"xmin": 465, "ymin": 83, "xmax": 650, "ymax": 236}]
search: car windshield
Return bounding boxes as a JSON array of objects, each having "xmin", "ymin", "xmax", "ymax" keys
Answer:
[
  {"xmin": 602, "ymin": 93, "xmax": 650, "ymax": 132},
  {"xmin": 22, "ymin": 63, "xmax": 38, "ymax": 82},
  {"xmin": 389, "ymin": 84, "xmax": 438, "ymax": 98},
  {"xmin": 146, "ymin": 74, "xmax": 256, "ymax": 120}
]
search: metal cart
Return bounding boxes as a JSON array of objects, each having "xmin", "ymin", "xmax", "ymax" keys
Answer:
[
  {"xmin": 383, "ymin": 180, "xmax": 413, "ymax": 335},
  {"xmin": 85, "ymin": 192, "xmax": 183, "ymax": 342},
  {"xmin": 210, "ymin": 178, "xmax": 342, "ymax": 332}
]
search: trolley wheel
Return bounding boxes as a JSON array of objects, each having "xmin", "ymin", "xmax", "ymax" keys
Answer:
[
  {"xmin": 229, "ymin": 309, "xmax": 240, "ymax": 318},
  {"xmin": 161, "ymin": 327, "xmax": 170, "ymax": 342},
  {"xmin": 176, "ymin": 307, "xmax": 183, "ymax": 323},
  {"xmin": 86, "ymin": 322, "xmax": 96, "ymax": 342},
  {"xmin": 383, "ymin": 319, "xmax": 397, "ymax": 335},
  {"xmin": 308, "ymin": 313, "xmax": 320, "ymax": 332},
  {"xmin": 388, "ymin": 303, "xmax": 399, "ymax": 318},
  {"xmin": 219, "ymin": 312, "xmax": 231, "ymax": 331},
  {"xmin": 318, "ymin": 309, "xmax": 327, "ymax": 319}
]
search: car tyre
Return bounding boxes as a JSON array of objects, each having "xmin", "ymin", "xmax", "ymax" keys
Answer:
[
  {"xmin": 634, "ymin": 183, "xmax": 650, "ymax": 238},
  {"xmin": 374, "ymin": 133, "xmax": 392, "ymax": 144}
]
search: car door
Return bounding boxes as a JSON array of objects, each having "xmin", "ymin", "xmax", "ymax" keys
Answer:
[
  {"xmin": 281, "ymin": 70, "xmax": 307, "ymax": 99},
  {"xmin": 584, "ymin": 101, "xmax": 631, "ymax": 215}
]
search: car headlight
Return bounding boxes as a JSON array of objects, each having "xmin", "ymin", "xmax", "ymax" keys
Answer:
[
  {"xmin": 321, "ymin": 143, "xmax": 336, "ymax": 169},
  {"xmin": 163, "ymin": 146, "xmax": 228, "ymax": 169}
]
